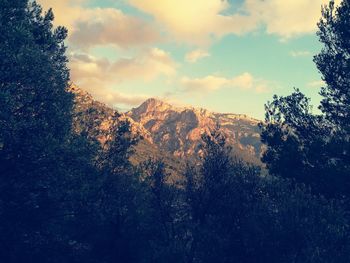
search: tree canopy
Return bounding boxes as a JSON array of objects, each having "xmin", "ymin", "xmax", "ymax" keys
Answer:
[{"xmin": 261, "ymin": 0, "xmax": 350, "ymax": 199}]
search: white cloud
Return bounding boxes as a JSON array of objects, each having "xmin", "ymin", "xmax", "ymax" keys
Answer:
[
  {"xmin": 127, "ymin": 0, "xmax": 258, "ymax": 45},
  {"xmin": 70, "ymin": 48, "xmax": 177, "ymax": 84},
  {"xmin": 242, "ymin": 0, "xmax": 342, "ymax": 40},
  {"xmin": 127, "ymin": 0, "xmax": 342, "ymax": 45},
  {"xmin": 243, "ymin": 0, "xmax": 338, "ymax": 39},
  {"xmin": 181, "ymin": 75, "xmax": 232, "ymax": 91},
  {"xmin": 112, "ymin": 48, "xmax": 177, "ymax": 81},
  {"xmin": 185, "ymin": 49, "xmax": 210, "ymax": 63},
  {"xmin": 38, "ymin": 0, "xmax": 160, "ymax": 49},
  {"xmin": 70, "ymin": 8, "xmax": 160, "ymax": 49},
  {"xmin": 69, "ymin": 48, "xmax": 177, "ymax": 106},
  {"xmin": 38, "ymin": 0, "xmax": 84, "ymax": 31},
  {"xmin": 87, "ymin": 85, "xmax": 148, "ymax": 107},
  {"xmin": 39, "ymin": 0, "xmax": 344, "ymax": 49},
  {"xmin": 40, "ymin": 0, "xmax": 344, "ymax": 48},
  {"xmin": 307, "ymin": 80, "xmax": 325, "ymax": 88},
  {"xmin": 181, "ymin": 72, "xmax": 270, "ymax": 93},
  {"xmin": 290, "ymin": 50, "xmax": 312, "ymax": 57}
]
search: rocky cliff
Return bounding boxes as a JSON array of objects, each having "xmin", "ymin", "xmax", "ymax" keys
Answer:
[
  {"xmin": 127, "ymin": 98, "xmax": 263, "ymax": 164},
  {"xmin": 70, "ymin": 86, "xmax": 263, "ymax": 169}
]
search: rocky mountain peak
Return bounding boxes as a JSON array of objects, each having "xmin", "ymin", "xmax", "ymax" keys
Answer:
[
  {"xmin": 126, "ymin": 98, "xmax": 263, "ymax": 163},
  {"xmin": 70, "ymin": 85, "xmax": 263, "ymax": 165},
  {"xmin": 135, "ymin": 98, "xmax": 173, "ymax": 114}
]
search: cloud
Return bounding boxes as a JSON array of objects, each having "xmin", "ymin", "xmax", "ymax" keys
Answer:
[
  {"xmin": 181, "ymin": 72, "xmax": 270, "ymax": 93},
  {"xmin": 38, "ymin": 0, "xmax": 160, "ymax": 49},
  {"xmin": 39, "ymin": 0, "xmax": 343, "ymax": 49},
  {"xmin": 38, "ymin": 0, "xmax": 82, "ymax": 30},
  {"xmin": 69, "ymin": 48, "xmax": 177, "ymax": 106},
  {"xmin": 290, "ymin": 50, "xmax": 312, "ymax": 57},
  {"xmin": 38, "ymin": 1, "xmax": 176, "ymax": 107},
  {"xmin": 127, "ymin": 0, "xmax": 258, "ymax": 45},
  {"xmin": 243, "ymin": 0, "xmax": 328, "ymax": 39},
  {"xmin": 70, "ymin": 48, "xmax": 177, "ymax": 84},
  {"xmin": 86, "ymin": 85, "xmax": 148, "ymax": 107},
  {"xmin": 307, "ymin": 80, "xmax": 325, "ymax": 88},
  {"xmin": 185, "ymin": 49, "xmax": 210, "ymax": 63},
  {"xmin": 40, "ymin": 0, "xmax": 344, "ymax": 49},
  {"xmin": 181, "ymin": 75, "xmax": 234, "ymax": 92},
  {"xmin": 111, "ymin": 48, "xmax": 177, "ymax": 81},
  {"xmin": 70, "ymin": 8, "xmax": 160, "ymax": 49},
  {"xmin": 127, "ymin": 0, "xmax": 342, "ymax": 45}
]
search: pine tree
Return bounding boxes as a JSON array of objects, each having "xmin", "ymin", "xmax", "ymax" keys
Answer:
[
  {"xmin": 0, "ymin": 1, "xmax": 79, "ymax": 261},
  {"xmin": 261, "ymin": 0, "xmax": 350, "ymax": 199},
  {"xmin": 185, "ymin": 129, "xmax": 350, "ymax": 263},
  {"xmin": 315, "ymin": 0, "xmax": 350, "ymax": 132}
]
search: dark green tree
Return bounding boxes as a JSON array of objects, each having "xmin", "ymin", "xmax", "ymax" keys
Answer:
[
  {"xmin": 141, "ymin": 159, "xmax": 186, "ymax": 262},
  {"xmin": 261, "ymin": 0, "xmax": 350, "ymax": 199},
  {"xmin": 0, "ymin": 1, "xmax": 95, "ymax": 262},
  {"xmin": 185, "ymin": 129, "xmax": 350, "ymax": 263},
  {"xmin": 315, "ymin": 0, "xmax": 350, "ymax": 131},
  {"xmin": 84, "ymin": 119, "xmax": 141, "ymax": 263},
  {"xmin": 260, "ymin": 90, "xmax": 341, "ymax": 196}
]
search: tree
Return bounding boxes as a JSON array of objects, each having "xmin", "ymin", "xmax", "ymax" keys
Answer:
[
  {"xmin": 260, "ymin": 0, "xmax": 350, "ymax": 199},
  {"xmin": 260, "ymin": 90, "xmax": 340, "ymax": 196},
  {"xmin": 185, "ymin": 129, "xmax": 350, "ymax": 263},
  {"xmin": 140, "ymin": 159, "xmax": 185, "ymax": 262},
  {"xmin": 84, "ymin": 119, "xmax": 142, "ymax": 263},
  {"xmin": 315, "ymin": 0, "xmax": 350, "ymax": 132},
  {"xmin": 0, "ymin": 1, "xmax": 89, "ymax": 261}
]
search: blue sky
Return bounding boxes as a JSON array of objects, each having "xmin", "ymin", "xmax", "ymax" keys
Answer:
[{"xmin": 39, "ymin": 0, "xmax": 338, "ymax": 119}]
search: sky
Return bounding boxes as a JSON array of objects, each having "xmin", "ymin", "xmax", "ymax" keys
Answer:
[{"xmin": 38, "ymin": 0, "xmax": 341, "ymax": 119}]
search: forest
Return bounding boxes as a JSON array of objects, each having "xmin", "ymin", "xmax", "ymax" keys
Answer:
[{"xmin": 1, "ymin": 0, "xmax": 350, "ymax": 262}]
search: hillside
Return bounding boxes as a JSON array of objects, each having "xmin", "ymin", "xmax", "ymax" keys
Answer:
[
  {"xmin": 70, "ymin": 85, "xmax": 263, "ymax": 173},
  {"xmin": 70, "ymin": 85, "xmax": 184, "ymax": 180},
  {"xmin": 127, "ymin": 98, "xmax": 263, "ymax": 164}
]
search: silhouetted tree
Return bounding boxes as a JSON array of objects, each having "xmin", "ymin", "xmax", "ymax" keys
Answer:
[
  {"xmin": 140, "ymin": 159, "xmax": 185, "ymax": 262},
  {"xmin": 185, "ymin": 129, "xmax": 350, "ymax": 263},
  {"xmin": 82, "ymin": 119, "xmax": 142, "ymax": 263},
  {"xmin": 0, "ymin": 2, "xmax": 102, "ymax": 262},
  {"xmin": 261, "ymin": 0, "xmax": 350, "ymax": 199},
  {"xmin": 315, "ymin": 0, "xmax": 350, "ymax": 131},
  {"xmin": 260, "ymin": 90, "xmax": 340, "ymax": 196}
]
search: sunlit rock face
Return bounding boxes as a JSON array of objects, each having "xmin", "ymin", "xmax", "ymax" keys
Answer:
[
  {"xmin": 69, "ymin": 84, "xmax": 152, "ymax": 144},
  {"xmin": 127, "ymin": 98, "xmax": 263, "ymax": 164},
  {"xmin": 70, "ymin": 85, "xmax": 262, "ymax": 165}
]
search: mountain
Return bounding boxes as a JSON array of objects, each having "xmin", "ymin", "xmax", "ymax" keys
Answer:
[
  {"xmin": 70, "ymin": 85, "xmax": 263, "ymax": 175},
  {"xmin": 70, "ymin": 85, "xmax": 185, "ymax": 180},
  {"xmin": 70, "ymin": 84, "xmax": 151, "ymax": 144},
  {"xmin": 127, "ymin": 98, "xmax": 263, "ymax": 164}
]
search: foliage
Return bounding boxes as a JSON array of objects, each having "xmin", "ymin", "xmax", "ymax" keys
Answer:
[
  {"xmin": 185, "ymin": 130, "xmax": 350, "ymax": 263},
  {"xmin": 315, "ymin": 0, "xmax": 350, "ymax": 131},
  {"xmin": 0, "ymin": 1, "xmax": 80, "ymax": 261},
  {"xmin": 261, "ymin": 0, "xmax": 350, "ymax": 199}
]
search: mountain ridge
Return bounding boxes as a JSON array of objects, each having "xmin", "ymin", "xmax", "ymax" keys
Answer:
[
  {"xmin": 131, "ymin": 97, "xmax": 261, "ymax": 123},
  {"xmin": 70, "ymin": 85, "xmax": 263, "ymax": 168},
  {"xmin": 126, "ymin": 95, "xmax": 263, "ymax": 164}
]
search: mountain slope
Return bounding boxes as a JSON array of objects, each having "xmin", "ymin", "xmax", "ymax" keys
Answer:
[
  {"xmin": 127, "ymin": 98, "xmax": 263, "ymax": 164},
  {"xmin": 70, "ymin": 85, "xmax": 263, "ymax": 170},
  {"xmin": 70, "ymin": 85, "xmax": 184, "ymax": 180}
]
